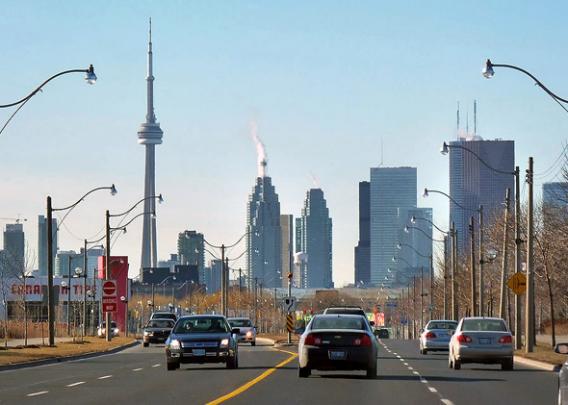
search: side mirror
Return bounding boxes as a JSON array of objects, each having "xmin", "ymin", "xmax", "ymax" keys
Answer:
[
  {"xmin": 554, "ymin": 343, "xmax": 568, "ymax": 354},
  {"xmin": 369, "ymin": 321, "xmax": 375, "ymax": 327},
  {"xmin": 231, "ymin": 328, "xmax": 241, "ymax": 335}
]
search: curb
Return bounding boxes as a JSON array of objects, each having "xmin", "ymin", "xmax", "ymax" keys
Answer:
[
  {"xmin": 514, "ymin": 355, "xmax": 562, "ymax": 372},
  {"xmin": 0, "ymin": 339, "xmax": 140, "ymax": 372}
]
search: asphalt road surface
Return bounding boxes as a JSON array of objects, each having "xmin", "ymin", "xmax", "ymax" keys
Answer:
[{"xmin": 0, "ymin": 339, "xmax": 558, "ymax": 405}]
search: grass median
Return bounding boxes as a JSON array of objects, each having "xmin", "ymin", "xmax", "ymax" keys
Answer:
[
  {"xmin": 0, "ymin": 336, "xmax": 137, "ymax": 366},
  {"xmin": 515, "ymin": 344, "xmax": 566, "ymax": 366}
]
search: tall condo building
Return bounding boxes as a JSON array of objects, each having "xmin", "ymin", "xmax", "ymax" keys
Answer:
[
  {"xmin": 138, "ymin": 19, "xmax": 163, "ymax": 274},
  {"xmin": 206, "ymin": 260, "xmax": 223, "ymax": 294},
  {"xmin": 354, "ymin": 181, "xmax": 371, "ymax": 285},
  {"xmin": 543, "ymin": 182, "xmax": 568, "ymax": 208},
  {"xmin": 448, "ymin": 137, "xmax": 514, "ymax": 251},
  {"xmin": 55, "ymin": 250, "xmax": 82, "ymax": 278},
  {"xmin": 370, "ymin": 167, "xmax": 420, "ymax": 286},
  {"xmin": 397, "ymin": 207, "xmax": 433, "ymax": 284},
  {"xmin": 3, "ymin": 223, "xmax": 25, "ymax": 276},
  {"xmin": 296, "ymin": 189, "xmax": 333, "ymax": 289},
  {"xmin": 38, "ymin": 215, "xmax": 57, "ymax": 276},
  {"xmin": 178, "ymin": 230, "xmax": 205, "ymax": 284},
  {"xmin": 246, "ymin": 163, "xmax": 282, "ymax": 289},
  {"xmin": 280, "ymin": 215, "xmax": 293, "ymax": 288}
]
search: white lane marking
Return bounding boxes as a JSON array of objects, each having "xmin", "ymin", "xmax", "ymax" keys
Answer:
[
  {"xmin": 152, "ymin": 363, "xmax": 161, "ymax": 368},
  {"xmin": 403, "ymin": 362, "xmax": 409, "ymax": 366},
  {"xmin": 399, "ymin": 358, "xmax": 405, "ymax": 362},
  {"xmin": 396, "ymin": 355, "xmax": 401, "ymax": 358},
  {"xmin": 66, "ymin": 381, "xmax": 86, "ymax": 387},
  {"xmin": 420, "ymin": 378, "xmax": 428, "ymax": 384},
  {"xmin": 132, "ymin": 368, "xmax": 143, "ymax": 372},
  {"xmin": 413, "ymin": 371, "xmax": 420, "ymax": 375},
  {"xmin": 408, "ymin": 366, "xmax": 413, "ymax": 370},
  {"xmin": 428, "ymin": 387, "xmax": 437, "ymax": 393},
  {"xmin": 98, "ymin": 375, "xmax": 113, "ymax": 380},
  {"xmin": 441, "ymin": 400, "xmax": 455, "ymax": 405},
  {"xmin": 27, "ymin": 391, "xmax": 48, "ymax": 397}
]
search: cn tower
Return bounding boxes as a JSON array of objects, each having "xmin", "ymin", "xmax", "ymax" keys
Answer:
[{"xmin": 138, "ymin": 18, "xmax": 162, "ymax": 272}]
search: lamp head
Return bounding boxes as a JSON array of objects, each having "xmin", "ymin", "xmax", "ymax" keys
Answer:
[
  {"xmin": 85, "ymin": 64, "xmax": 97, "ymax": 84},
  {"xmin": 404, "ymin": 226, "xmax": 410, "ymax": 233},
  {"xmin": 482, "ymin": 59, "xmax": 494, "ymax": 79},
  {"xmin": 151, "ymin": 211, "xmax": 157, "ymax": 219},
  {"xmin": 440, "ymin": 142, "xmax": 449, "ymax": 155},
  {"xmin": 423, "ymin": 188, "xmax": 429, "ymax": 198},
  {"xmin": 486, "ymin": 248, "xmax": 498, "ymax": 261},
  {"xmin": 110, "ymin": 184, "xmax": 117, "ymax": 196},
  {"xmin": 74, "ymin": 267, "xmax": 83, "ymax": 276},
  {"xmin": 157, "ymin": 194, "xmax": 164, "ymax": 204},
  {"xmin": 396, "ymin": 243, "xmax": 402, "ymax": 250},
  {"xmin": 411, "ymin": 215, "xmax": 417, "ymax": 224},
  {"xmin": 392, "ymin": 256, "xmax": 396, "ymax": 263}
]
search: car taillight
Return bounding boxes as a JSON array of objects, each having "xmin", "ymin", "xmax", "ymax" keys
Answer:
[
  {"xmin": 354, "ymin": 334, "xmax": 372, "ymax": 347},
  {"xmin": 304, "ymin": 334, "xmax": 322, "ymax": 346},
  {"xmin": 456, "ymin": 334, "xmax": 472, "ymax": 344},
  {"xmin": 425, "ymin": 332, "xmax": 437, "ymax": 339},
  {"xmin": 498, "ymin": 335, "xmax": 512, "ymax": 344}
]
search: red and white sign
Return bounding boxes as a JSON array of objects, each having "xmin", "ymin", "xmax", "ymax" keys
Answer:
[{"xmin": 102, "ymin": 280, "xmax": 117, "ymax": 313}]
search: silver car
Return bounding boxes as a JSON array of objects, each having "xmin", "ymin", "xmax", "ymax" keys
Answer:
[
  {"xmin": 448, "ymin": 317, "xmax": 513, "ymax": 370},
  {"xmin": 556, "ymin": 343, "xmax": 568, "ymax": 405},
  {"xmin": 419, "ymin": 320, "xmax": 457, "ymax": 354},
  {"xmin": 228, "ymin": 317, "xmax": 256, "ymax": 346}
]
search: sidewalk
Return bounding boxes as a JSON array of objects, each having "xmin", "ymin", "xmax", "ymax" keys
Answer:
[{"xmin": 3, "ymin": 337, "xmax": 75, "ymax": 348}]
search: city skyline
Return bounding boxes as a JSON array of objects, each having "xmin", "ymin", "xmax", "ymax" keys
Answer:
[{"xmin": 1, "ymin": 2, "xmax": 568, "ymax": 287}]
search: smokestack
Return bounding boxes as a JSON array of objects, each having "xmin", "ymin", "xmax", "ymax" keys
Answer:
[
  {"xmin": 250, "ymin": 121, "xmax": 267, "ymax": 178},
  {"xmin": 473, "ymin": 99, "xmax": 477, "ymax": 136}
]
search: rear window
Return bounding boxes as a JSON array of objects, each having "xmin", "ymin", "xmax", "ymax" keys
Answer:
[
  {"xmin": 427, "ymin": 322, "xmax": 457, "ymax": 330},
  {"xmin": 325, "ymin": 308, "xmax": 366, "ymax": 316},
  {"xmin": 152, "ymin": 312, "xmax": 176, "ymax": 320},
  {"xmin": 147, "ymin": 320, "xmax": 174, "ymax": 328},
  {"xmin": 462, "ymin": 319, "xmax": 507, "ymax": 332},
  {"xmin": 312, "ymin": 317, "xmax": 366, "ymax": 330},
  {"xmin": 229, "ymin": 319, "xmax": 252, "ymax": 327},
  {"xmin": 174, "ymin": 317, "xmax": 229, "ymax": 334}
]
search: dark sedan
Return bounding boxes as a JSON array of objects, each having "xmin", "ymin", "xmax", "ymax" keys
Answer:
[
  {"xmin": 298, "ymin": 314, "xmax": 378, "ymax": 378},
  {"xmin": 165, "ymin": 315, "xmax": 239, "ymax": 371},
  {"xmin": 143, "ymin": 318, "xmax": 175, "ymax": 347}
]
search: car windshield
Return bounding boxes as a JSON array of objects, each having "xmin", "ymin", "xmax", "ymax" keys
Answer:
[
  {"xmin": 325, "ymin": 308, "xmax": 365, "ymax": 316},
  {"xmin": 311, "ymin": 317, "xmax": 366, "ymax": 330},
  {"xmin": 173, "ymin": 317, "xmax": 229, "ymax": 334},
  {"xmin": 146, "ymin": 320, "xmax": 174, "ymax": 328},
  {"xmin": 152, "ymin": 313, "xmax": 176, "ymax": 320},
  {"xmin": 462, "ymin": 319, "xmax": 507, "ymax": 332},
  {"xmin": 229, "ymin": 319, "xmax": 252, "ymax": 327},
  {"xmin": 427, "ymin": 321, "xmax": 457, "ymax": 330}
]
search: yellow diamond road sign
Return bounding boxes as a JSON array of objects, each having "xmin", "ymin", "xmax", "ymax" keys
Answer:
[{"xmin": 507, "ymin": 273, "xmax": 527, "ymax": 295}]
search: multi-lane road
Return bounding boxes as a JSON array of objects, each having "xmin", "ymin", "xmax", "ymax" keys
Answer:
[{"xmin": 0, "ymin": 339, "xmax": 558, "ymax": 404}]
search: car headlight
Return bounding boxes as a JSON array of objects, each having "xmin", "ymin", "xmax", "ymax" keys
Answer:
[
  {"xmin": 169, "ymin": 339, "xmax": 181, "ymax": 350},
  {"xmin": 220, "ymin": 338, "xmax": 229, "ymax": 347},
  {"xmin": 113, "ymin": 328, "xmax": 119, "ymax": 334},
  {"xmin": 246, "ymin": 331, "xmax": 253, "ymax": 338}
]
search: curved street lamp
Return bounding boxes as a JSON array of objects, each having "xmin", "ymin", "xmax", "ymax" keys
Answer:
[{"xmin": 46, "ymin": 184, "xmax": 117, "ymax": 347}]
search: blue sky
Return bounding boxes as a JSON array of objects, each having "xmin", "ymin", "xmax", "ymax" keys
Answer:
[{"xmin": 1, "ymin": 1, "xmax": 567, "ymax": 285}]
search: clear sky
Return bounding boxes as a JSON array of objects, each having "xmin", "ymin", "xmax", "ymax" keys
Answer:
[{"xmin": 1, "ymin": 1, "xmax": 567, "ymax": 285}]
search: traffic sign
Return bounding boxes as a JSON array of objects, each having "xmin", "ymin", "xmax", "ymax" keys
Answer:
[
  {"xmin": 102, "ymin": 280, "xmax": 118, "ymax": 313},
  {"xmin": 286, "ymin": 314, "xmax": 294, "ymax": 333},
  {"xmin": 283, "ymin": 296, "xmax": 297, "ymax": 312},
  {"xmin": 507, "ymin": 273, "xmax": 527, "ymax": 295}
]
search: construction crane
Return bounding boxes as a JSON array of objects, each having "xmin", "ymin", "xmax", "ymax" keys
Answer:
[{"xmin": 0, "ymin": 215, "xmax": 27, "ymax": 224}]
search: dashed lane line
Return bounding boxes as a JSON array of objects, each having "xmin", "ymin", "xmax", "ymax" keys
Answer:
[
  {"xmin": 132, "ymin": 368, "xmax": 143, "ymax": 372},
  {"xmin": 27, "ymin": 391, "xmax": 48, "ymax": 397},
  {"xmin": 441, "ymin": 399, "xmax": 455, "ymax": 405},
  {"xmin": 98, "ymin": 375, "xmax": 113, "ymax": 380},
  {"xmin": 152, "ymin": 364, "xmax": 161, "ymax": 368},
  {"xmin": 66, "ymin": 382, "xmax": 86, "ymax": 388}
]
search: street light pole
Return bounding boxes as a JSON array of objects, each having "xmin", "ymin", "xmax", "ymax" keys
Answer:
[
  {"xmin": 451, "ymin": 222, "xmax": 458, "ymax": 320},
  {"xmin": 514, "ymin": 167, "xmax": 522, "ymax": 350},
  {"xmin": 67, "ymin": 256, "xmax": 72, "ymax": 336},
  {"xmin": 499, "ymin": 189, "xmax": 511, "ymax": 319},
  {"xmin": 478, "ymin": 205, "xmax": 484, "ymax": 316},
  {"xmin": 525, "ymin": 157, "xmax": 535, "ymax": 353},
  {"xmin": 469, "ymin": 216, "xmax": 476, "ymax": 317},
  {"xmin": 105, "ymin": 210, "xmax": 112, "ymax": 343}
]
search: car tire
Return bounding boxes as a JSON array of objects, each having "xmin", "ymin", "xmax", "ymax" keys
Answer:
[
  {"xmin": 167, "ymin": 361, "xmax": 178, "ymax": 371},
  {"xmin": 143, "ymin": 342, "xmax": 149, "ymax": 347},
  {"xmin": 251, "ymin": 341, "xmax": 256, "ymax": 346},
  {"xmin": 501, "ymin": 358, "xmax": 514, "ymax": 371},
  {"xmin": 453, "ymin": 359, "xmax": 461, "ymax": 370},
  {"xmin": 299, "ymin": 367, "xmax": 311, "ymax": 378},
  {"xmin": 420, "ymin": 348, "xmax": 427, "ymax": 355},
  {"xmin": 366, "ymin": 365, "xmax": 377, "ymax": 379},
  {"xmin": 227, "ymin": 355, "xmax": 238, "ymax": 369}
]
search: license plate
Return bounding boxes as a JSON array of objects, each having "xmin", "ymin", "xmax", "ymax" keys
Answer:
[
  {"xmin": 479, "ymin": 338, "xmax": 491, "ymax": 344},
  {"xmin": 193, "ymin": 349, "xmax": 206, "ymax": 356},
  {"xmin": 329, "ymin": 351, "xmax": 346, "ymax": 360}
]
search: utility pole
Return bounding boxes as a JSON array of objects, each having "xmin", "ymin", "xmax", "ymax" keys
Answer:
[
  {"xmin": 525, "ymin": 157, "xmax": 535, "ymax": 353},
  {"xmin": 478, "ymin": 205, "xmax": 484, "ymax": 317},
  {"xmin": 412, "ymin": 276, "xmax": 416, "ymax": 339},
  {"xmin": 499, "ymin": 188, "xmax": 511, "ymax": 319},
  {"xmin": 429, "ymin": 254, "xmax": 433, "ymax": 322},
  {"xmin": 254, "ymin": 277, "xmax": 258, "ymax": 328},
  {"xmin": 105, "ymin": 210, "xmax": 112, "ymax": 342},
  {"xmin": 469, "ymin": 216, "xmax": 476, "ymax": 317},
  {"xmin": 420, "ymin": 267, "xmax": 424, "ymax": 330},
  {"xmin": 514, "ymin": 166, "xmax": 522, "ymax": 350},
  {"xmin": 443, "ymin": 236, "xmax": 448, "ymax": 320},
  {"xmin": 451, "ymin": 222, "xmax": 458, "ymax": 321},
  {"xmin": 225, "ymin": 257, "xmax": 229, "ymax": 317},
  {"xmin": 67, "ymin": 256, "xmax": 72, "ymax": 336},
  {"xmin": 46, "ymin": 197, "xmax": 55, "ymax": 347},
  {"xmin": 220, "ymin": 244, "xmax": 226, "ymax": 316},
  {"xmin": 82, "ymin": 240, "xmax": 88, "ymax": 339}
]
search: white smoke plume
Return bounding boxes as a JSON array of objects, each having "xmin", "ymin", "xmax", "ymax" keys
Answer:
[{"xmin": 250, "ymin": 121, "xmax": 267, "ymax": 177}]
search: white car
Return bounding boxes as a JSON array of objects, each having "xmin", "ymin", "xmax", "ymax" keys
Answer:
[
  {"xmin": 419, "ymin": 320, "xmax": 457, "ymax": 354},
  {"xmin": 97, "ymin": 321, "xmax": 119, "ymax": 338},
  {"xmin": 449, "ymin": 317, "xmax": 513, "ymax": 370},
  {"xmin": 228, "ymin": 318, "xmax": 256, "ymax": 346}
]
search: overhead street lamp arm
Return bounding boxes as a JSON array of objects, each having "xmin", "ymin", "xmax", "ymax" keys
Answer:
[
  {"xmin": 405, "ymin": 224, "xmax": 445, "ymax": 243},
  {"xmin": 109, "ymin": 210, "xmax": 154, "ymax": 231},
  {"xmin": 424, "ymin": 188, "xmax": 479, "ymax": 213},
  {"xmin": 441, "ymin": 142, "xmax": 514, "ymax": 176},
  {"xmin": 411, "ymin": 215, "xmax": 449, "ymax": 235},
  {"xmin": 0, "ymin": 65, "xmax": 97, "ymax": 108},
  {"xmin": 392, "ymin": 255, "xmax": 413, "ymax": 268},
  {"xmin": 397, "ymin": 242, "xmax": 430, "ymax": 258},
  {"xmin": 484, "ymin": 59, "xmax": 568, "ymax": 104},
  {"xmin": 110, "ymin": 194, "xmax": 162, "ymax": 218},
  {"xmin": 54, "ymin": 184, "xmax": 117, "ymax": 212}
]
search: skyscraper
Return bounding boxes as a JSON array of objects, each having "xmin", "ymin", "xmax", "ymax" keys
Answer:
[
  {"xmin": 296, "ymin": 189, "xmax": 333, "ymax": 289},
  {"xmin": 246, "ymin": 166, "xmax": 282, "ymax": 289},
  {"xmin": 354, "ymin": 181, "xmax": 370, "ymax": 286},
  {"xmin": 543, "ymin": 182, "xmax": 568, "ymax": 208},
  {"xmin": 397, "ymin": 207, "xmax": 433, "ymax": 284},
  {"xmin": 138, "ymin": 19, "xmax": 163, "ymax": 274},
  {"xmin": 38, "ymin": 215, "xmax": 57, "ymax": 276},
  {"xmin": 449, "ymin": 137, "xmax": 514, "ymax": 250},
  {"xmin": 3, "ymin": 223, "xmax": 24, "ymax": 276},
  {"xmin": 280, "ymin": 215, "xmax": 293, "ymax": 288},
  {"xmin": 370, "ymin": 167, "xmax": 417, "ymax": 286},
  {"xmin": 206, "ymin": 260, "xmax": 223, "ymax": 294},
  {"xmin": 178, "ymin": 230, "xmax": 205, "ymax": 284}
]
